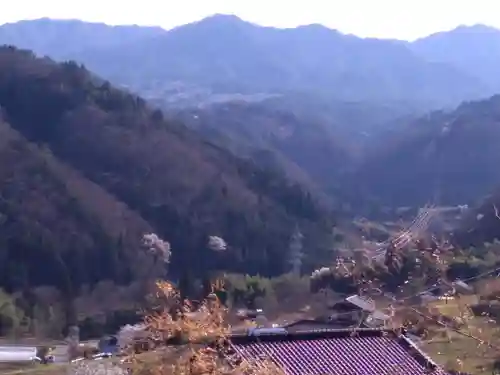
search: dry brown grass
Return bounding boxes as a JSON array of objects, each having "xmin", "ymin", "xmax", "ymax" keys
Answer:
[
  {"xmin": 0, "ymin": 363, "xmax": 69, "ymax": 375},
  {"xmin": 130, "ymin": 280, "xmax": 499, "ymax": 375},
  {"xmin": 127, "ymin": 228, "xmax": 500, "ymax": 375},
  {"xmin": 0, "ymin": 280, "xmax": 283, "ymax": 375},
  {"xmin": 125, "ymin": 280, "xmax": 284, "ymax": 375},
  {"xmin": 422, "ymin": 315, "xmax": 500, "ymax": 374},
  {"xmin": 402, "ymin": 293, "xmax": 500, "ymax": 374}
]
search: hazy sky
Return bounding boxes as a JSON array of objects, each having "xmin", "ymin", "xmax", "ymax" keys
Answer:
[{"xmin": 1, "ymin": 0, "xmax": 499, "ymax": 40}]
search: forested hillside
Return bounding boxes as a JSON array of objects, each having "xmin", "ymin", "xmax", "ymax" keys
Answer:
[
  {"xmin": 0, "ymin": 119, "xmax": 152, "ymax": 295},
  {"xmin": 174, "ymin": 93, "xmax": 418, "ymax": 150},
  {"xmin": 172, "ymin": 92, "xmax": 500, "ymax": 219},
  {"xmin": 454, "ymin": 188, "xmax": 500, "ymax": 247},
  {"xmin": 0, "ymin": 46, "xmax": 336, "ymax": 298},
  {"xmin": 353, "ymin": 95, "xmax": 500, "ymax": 210},
  {"xmin": 173, "ymin": 99, "xmax": 356, "ymax": 207}
]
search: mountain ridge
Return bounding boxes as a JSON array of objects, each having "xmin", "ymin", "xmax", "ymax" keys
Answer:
[
  {"xmin": 351, "ymin": 94, "xmax": 500, "ymax": 211},
  {"xmin": 1, "ymin": 16, "xmax": 495, "ymax": 108},
  {"xmin": 410, "ymin": 23, "xmax": 500, "ymax": 90}
]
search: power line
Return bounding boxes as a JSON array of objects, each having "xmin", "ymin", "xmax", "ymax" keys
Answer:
[
  {"xmin": 313, "ymin": 206, "xmax": 500, "ymax": 322},
  {"xmin": 394, "ymin": 262, "xmax": 500, "ymax": 305},
  {"xmin": 311, "ymin": 261, "xmax": 500, "ymax": 322}
]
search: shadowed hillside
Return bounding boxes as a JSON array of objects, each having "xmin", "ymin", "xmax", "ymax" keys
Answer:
[
  {"xmin": 0, "ymin": 118, "xmax": 152, "ymax": 297},
  {"xmin": 352, "ymin": 95, "xmax": 500, "ymax": 210},
  {"xmin": 0, "ymin": 46, "xmax": 336, "ymax": 297},
  {"xmin": 454, "ymin": 189, "xmax": 500, "ymax": 247},
  {"xmin": 173, "ymin": 99, "xmax": 356, "ymax": 206}
]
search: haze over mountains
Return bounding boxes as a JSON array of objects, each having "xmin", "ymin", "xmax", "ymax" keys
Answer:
[
  {"xmin": 2, "ymin": 15, "xmax": 500, "ymax": 208},
  {"xmin": 1, "ymin": 15, "xmax": 500, "ymax": 109},
  {"xmin": 2, "ymin": 14, "xmax": 500, "ymax": 303},
  {"xmin": 411, "ymin": 24, "xmax": 500, "ymax": 91}
]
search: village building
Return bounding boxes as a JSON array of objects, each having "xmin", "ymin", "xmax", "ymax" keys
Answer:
[{"xmin": 227, "ymin": 327, "xmax": 452, "ymax": 375}]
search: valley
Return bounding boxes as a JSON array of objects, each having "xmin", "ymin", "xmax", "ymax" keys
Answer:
[{"xmin": 1, "ymin": 13, "xmax": 500, "ymax": 375}]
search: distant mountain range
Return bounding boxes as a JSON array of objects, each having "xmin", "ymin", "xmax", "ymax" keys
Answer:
[
  {"xmin": 0, "ymin": 17, "xmax": 164, "ymax": 58},
  {"xmin": 1, "ymin": 15, "xmax": 500, "ymax": 108},
  {"xmin": 410, "ymin": 24, "xmax": 500, "ymax": 91}
]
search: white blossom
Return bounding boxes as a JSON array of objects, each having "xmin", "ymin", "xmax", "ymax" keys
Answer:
[
  {"xmin": 116, "ymin": 323, "xmax": 147, "ymax": 350},
  {"xmin": 142, "ymin": 233, "xmax": 171, "ymax": 263},
  {"xmin": 310, "ymin": 267, "xmax": 332, "ymax": 280},
  {"xmin": 69, "ymin": 361, "xmax": 127, "ymax": 375},
  {"xmin": 207, "ymin": 235, "xmax": 227, "ymax": 251}
]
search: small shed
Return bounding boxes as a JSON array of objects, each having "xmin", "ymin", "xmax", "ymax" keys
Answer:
[{"xmin": 453, "ymin": 280, "xmax": 473, "ymax": 294}]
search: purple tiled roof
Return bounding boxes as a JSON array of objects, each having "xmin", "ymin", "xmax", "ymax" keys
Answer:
[{"xmin": 229, "ymin": 328, "xmax": 448, "ymax": 375}]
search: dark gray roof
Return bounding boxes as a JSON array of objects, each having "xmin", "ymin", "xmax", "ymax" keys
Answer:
[
  {"xmin": 229, "ymin": 328, "xmax": 449, "ymax": 375},
  {"xmin": 346, "ymin": 294, "xmax": 376, "ymax": 312},
  {"xmin": 283, "ymin": 319, "xmax": 351, "ymax": 332}
]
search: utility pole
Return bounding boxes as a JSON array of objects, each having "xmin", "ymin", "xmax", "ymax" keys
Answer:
[{"xmin": 289, "ymin": 226, "xmax": 304, "ymax": 275}]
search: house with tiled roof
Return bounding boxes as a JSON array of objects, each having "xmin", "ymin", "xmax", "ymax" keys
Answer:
[
  {"xmin": 227, "ymin": 327, "xmax": 451, "ymax": 375},
  {"xmin": 344, "ymin": 294, "xmax": 391, "ymax": 327}
]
